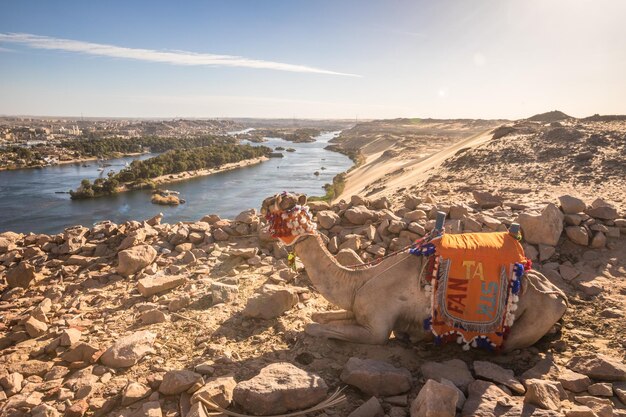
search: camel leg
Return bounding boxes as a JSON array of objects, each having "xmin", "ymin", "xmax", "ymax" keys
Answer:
[
  {"xmin": 305, "ymin": 322, "xmax": 391, "ymax": 344},
  {"xmin": 311, "ymin": 310, "xmax": 355, "ymax": 324},
  {"xmin": 504, "ymin": 296, "xmax": 567, "ymax": 351}
]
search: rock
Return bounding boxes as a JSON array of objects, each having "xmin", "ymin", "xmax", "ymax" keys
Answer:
[
  {"xmin": 524, "ymin": 379, "xmax": 561, "ymax": 410},
  {"xmin": 439, "ymin": 378, "xmax": 465, "ymax": 410},
  {"xmin": 121, "ymin": 382, "xmax": 151, "ymax": 406},
  {"xmin": 235, "ymin": 208, "xmax": 257, "ymax": 224},
  {"xmin": 211, "ymin": 282, "xmax": 239, "ymax": 304},
  {"xmin": 345, "ymin": 206, "xmax": 378, "ymax": 225},
  {"xmin": 559, "ymin": 264, "xmax": 580, "ymax": 281},
  {"xmin": 599, "ymin": 307, "xmax": 622, "ymax": 318},
  {"xmin": 587, "ymin": 382, "xmax": 612, "ymax": 396},
  {"xmin": 59, "ymin": 328, "xmax": 82, "ymax": 346},
  {"xmin": 136, "ymin": 400, "xmax": 163, "ymax": 417},
  {"xmin": 576, "ymin": 279, "xmax": 604, "ymax": 296},
  {"xmin": 138, "ymin": 275, "xmax": 186, "ymax": 297},
  {"xmin": 117, "ymin": 245, "xmax": 157, "ymax": 276},
  {"xmin": 146, "ymin": 213, "xmax": 163, "ymax": 226},
  {"xmin": 404, "ymin": 210, "xmax": 427, "ymax": 222},
  {"xmin": 233, "ymin": 363, "xmax": 328, "ymax": 415},
  {"xmin": 614, "ymin": 381, "xmax": 626, "ymax": 405},
  {"xmin": 420, "ymin": 359, "xmax": 474, "ymax": 391},
  {"xmin": 6, "ymin": 262, "xmax": 39, "ymax": 288},
  {"xmin": 213, "ymin": 228, "xmax": 230, "ymax": 241},
  {"xmin": 340, "ymin": 234, "xmax": 362, "ymax": 251},
  {"xmin": 242, "ymin": 284, "xmax": 298, "ymax": 319},
  {"xmin": 566, "ymin": 226, "xmax": 589, "ymax": 246},
  {"xmin": 567, "ymin": 354, "xmax": 626, "ymax": 381},
  {"xmin": 64, "ymin": 399, "xmax": 89, "ymax": 417},
  {"xmin": 100, "ymin": 330, "xmax": 156, "ymax": 368},
  {"xmin": 517, "ymin": 204, "xmax": 564, "ymax": 246},
  {"xmin": 410, "ymin": 379, "xmax": 457, "ymax": 417},
  {"xmin": 472, "ymin": 191, "xmax": 503, "ymax": 209},
  {"xmin": 473, "ymin": 361, "xmax": 525, "ymax": 394},
  {"xmin": 168, "ymin": 295, "xmax": 191, "ymax": 312},
  {"xmin": 462, "ymin": 380, "xmax": 510, "ymax": 417},
  {"xmin": 557, "ymin": 368, "xmax": 591, "ymax": 393},
  {"xmin": 559, "ymin": 195, "xmax": 586, "ymax": 214},
  {"xmin": 159, "ymin": 370, "xmax": 203, "ymax": 395},
  {"xmin": 590, "ymin": 231, "xmax": 606, "ymax": 248},
  {"xmin": 336, "ymin": 248, "xmax": 363, "ymax": 267},
  {"xmin": 565, "ymin": 405, "xmax": 596, "ymax": 417},
  {"xmin": 565, "ymin": 214, "xmax": 583, "ymax": 226},
  {"xmin": 60, "ymin": 342, "xmax": 101, "ymax": 363},
  {"xmin": 340, "ymin": 357, "xmax": 412, "ymax": 397},
  {"xmin": 521, "ymin": 356, "xmax": 560, "ymax": 382},
  {"xmin": 539, "ymin": 244, "xmax": 556, "ymax": 261},
  {"xmin": 25, "ymin": 316, "xmax": 48, "ymax": 337},
  {"xmin": 0, "ymin": 372, "xmax": 24, "ymax": 396},
  {"xmin": 405, "ymin": 195, "xmax": 421, "ymax": 210},
  {"xmin": 191, "ymin": 376, "xmax": 237, "ymax": 408},
  {"xmin": 140, "ymin": 309, "xmax": 167, "ymax": 325},
  {"xmin": 574, "ymin": 396, "xmax": 613, "ymax": 417},
  {"xmin": 348, "ymin": 397, "xmax": 384, "ymax": 417},
  {"xmin": 585, "ymin": 198, "xmax": 618, "ymax": 220},
  {"xmin": 31, "ymin": 404, "xmax": 60, "ymax": 417},
  {"xmin": 317, "ymin": 211, "xmax": 340, "ymax": 229}
]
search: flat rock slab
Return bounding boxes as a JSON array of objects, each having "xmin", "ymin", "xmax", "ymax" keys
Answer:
[
  {"xmin": 242, "ymin": 284, "xmax": 298, "ymax": 319},
  {"xmin": 340, "ymin": 357, "xmax": 412, "ymax": 397},
  {"xmin": 138, "ymin": 275, "xmax": 186, "ymax": 297},
  {"xmin": 100, "ymin": 330, "xmax": 156, "ymax": 368},
  {"xmin": 474, "ymin": 361, "xmax": 525, "ymax": 394},
  {"xmin": 233, "ymin": 362, "xmax": 327, "ymax": 415},
  {"xmin": 420, "ymin": 359, "xmax": 474, "ymax": 391},
  {"xmin": 159, "ymin": 370, "xmax": 203, "ymax": 395},
  {"xmin": 567, "ymin": 354, "xmax": 626, "ymax": 381}
]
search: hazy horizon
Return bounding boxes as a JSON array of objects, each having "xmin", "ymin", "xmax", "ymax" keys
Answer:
[{"xmin": 1, "ymin": 0, "xmax": 625, "ymax": 119}]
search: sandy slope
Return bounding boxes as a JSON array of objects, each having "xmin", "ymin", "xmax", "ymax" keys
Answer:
[{"xmin": 338, "ymin": 128, "xmax": 495, "ymax": 200}]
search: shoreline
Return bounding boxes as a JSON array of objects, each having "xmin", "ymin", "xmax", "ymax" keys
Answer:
[
  {"xmin": 0, "ymin": 152, "xmax": 148, "ymax": 172},
  {"xmin": 117, "ymin": 156, "xmax": 269, "ymax": 192}
]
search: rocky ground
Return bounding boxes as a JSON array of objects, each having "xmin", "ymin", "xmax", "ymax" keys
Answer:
[{"xmin": 1, "ymin": 187, "xmax": 625, "ymax": 416}]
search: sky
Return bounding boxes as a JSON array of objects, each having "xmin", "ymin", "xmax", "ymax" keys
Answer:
[{"xmin": 0, "ymin": 0, "xmax": 625, "ymax": 119}]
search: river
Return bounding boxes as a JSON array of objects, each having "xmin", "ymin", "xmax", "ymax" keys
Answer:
[{"xmin": 0, "ymin": 131, "xmax": 351, "ymax": 234}]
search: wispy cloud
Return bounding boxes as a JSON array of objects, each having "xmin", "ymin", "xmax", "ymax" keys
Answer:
[
  {"xmin": 0, "ymin": 32, "xmax": 360, "ymax": 77},
  {"xmin": 0, "ymin": 46, "xmax": 13, "ymax": 52}
]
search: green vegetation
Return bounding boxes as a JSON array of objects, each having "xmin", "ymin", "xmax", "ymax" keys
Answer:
[
  {"xmin": 61, "ymin": 135, "xmax": 236, "ymax": 157},
  {"xmin": 70, "ymin": 144, "xmax": 270, "ymax": 199},
  {"xmin": 310, "ymin": 173, "xmax": 346, "ymax": 202}
]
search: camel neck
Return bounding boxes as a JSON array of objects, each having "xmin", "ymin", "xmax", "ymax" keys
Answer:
[{"xmin": 294, "ymin": 233, "xmax": 369, "ymax": 310}]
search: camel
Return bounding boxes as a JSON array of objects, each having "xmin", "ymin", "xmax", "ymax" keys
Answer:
[{"xmin": 261, "ymin": 193, "xmax": 568, "ymax": 352}]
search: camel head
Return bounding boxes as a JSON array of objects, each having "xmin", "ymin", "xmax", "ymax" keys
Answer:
[{"xmin": 261, "ymin": 192, "xmax": 316, "ymax": 245}]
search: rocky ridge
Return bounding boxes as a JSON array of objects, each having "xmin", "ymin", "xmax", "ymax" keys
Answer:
[{"xmin": 0, "ymin": 191, "xmax": 625, "ymax": 416}]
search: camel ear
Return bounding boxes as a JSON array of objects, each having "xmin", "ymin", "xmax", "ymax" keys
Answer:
[{"xmin": 298, "ymin": 194, "xmax": 307, "ymax": 206}]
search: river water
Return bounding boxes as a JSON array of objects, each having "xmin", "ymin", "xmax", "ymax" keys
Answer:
[{"xmin": 0, "ymin": 131, "xmax": 351, "ymax": 234}]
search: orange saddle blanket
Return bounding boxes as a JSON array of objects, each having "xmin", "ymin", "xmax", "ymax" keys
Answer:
[{"xmin": 426, "ymin": 232, "xmax": 528, "ymax": 350}]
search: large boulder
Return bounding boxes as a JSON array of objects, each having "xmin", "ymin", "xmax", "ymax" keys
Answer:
[
  {"xmin": 516, "ymin": 203, "xmax": 564, "ymax": 246},
  {"xmin": 524, "ymin": 379, "xmax": 561, "ymax": 410},
  {"xmin": 317, "ymin": 210, "xmax": 340, "ymax": 229},
  {"xmin": 159, "ymin": 370, "xmax": 203, "ymax": 395},
  {"xmin": 233, "ymin": 363, "xmax": 328, "ymax": 415},
  {"xmin": 472, "ymin": 191, "xmax": 503, "ymax": 209},
  {"xmin": 567, "ymin": 354, "xmax": 626, "ymax": 381},
  {"xmin": 6, "ymin": 262, "xmax": 39, "ymax": 289},
  {"xmin": 410, "ymin": 379, "xmax": 457, "ymax": 417},
  {"xmin": 420, "ymin": 359, "xmax": 474, "ymax": 391},
  {"xmin": 100, "ymin": 330, "xmax": 156, "ymax": 368},
  {"xmin": 473, "ymin": 361, "xmax": 525, "ymax": 394},
  {"xmin": 344, "ymin": 206, "xmax": 378, "ymax": 225},
  {"xmin": 585, "ymin": 198, "xmax": 618, "ymax": 220},
  {"xmin": 117, "ymin": 245, "xmax": 157, "ymax": 276},
  {"xmin": 558, "ymin": 195, "xmax": 586, "ymax": 214},
  {"xmin": 340, "ymin": 357, "xmax": 412, "ymax": 397},
  {"xmin": 242, "ymin": 285, "xmax": 298, "ymax": 319},
  {"xmin": 191, "ymin": 376, "xmax": 237, "ymax": 408}
]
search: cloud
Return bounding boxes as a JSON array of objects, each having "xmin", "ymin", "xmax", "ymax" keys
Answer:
[{"xmin": 0, "ymin": 32, "xmax": 360, "ymax": 77}]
